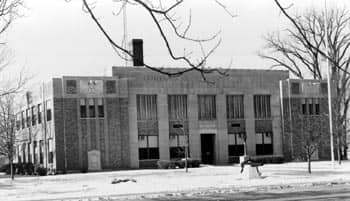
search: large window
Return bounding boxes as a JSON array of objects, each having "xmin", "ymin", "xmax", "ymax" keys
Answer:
[
  {"xmin": 138, "ymin": 135, "xmax": 159, "ymax": 160},
  {"xmin": 39, "ymin": 140, "xmax": 44, "ymax": 164},
  {"xmin": 228, "ymin": 133, "xmax": 245, "ymax": 156},
  {"xmin": 256, "ymin": 132, "xmax": 273, "ymax": 155},
  {"xmin": 198, "ymin": 95, "xmax": 216, "ymax": 120},
  {"xmin": 80, "ymin": 99, "xmax": 87, "ymax": 118},
  {"xmin": 26, "ymin": 108, "xmax": 31, "ymax": 127},
  {"xmin": 89, "ymin": 99, "xmax": 96, "ymax": 118},
  {"xmin": 97, "ymin": 98, "xmax": 104, "ymax": 118},
  {"xmin": 254, "ymin": 95, "xmax": 271, "ymax": 119},
  {"xmin": 301, "ymin": 98, "xmax": 320, "ymax": 115},
  {"xmin": 21, "ymin": 111, "xmax": 25, "ymax": 129},
  {"xmin": 47, "ymin": 109, "xmax": 52, "ymax": 121},
  {"xmin": 169, "ymin": 134, "xmax": 187, "ymax": 159},
  {"xmin": 37, "ymin": 104, "xmax": 42, "ymax": 124},
  {"xmin": 31, "ymin": 106, "xmax": 36, "ymax": 126},
  {"xmin": 226, "ymin": 95, "xmax": 244, "ymax": 119},
  {"xmin": 168, "ymin": 95, "xmax": 188, "ymax": 120},
  {"xmin": 66, "ymin": 80, "xmax": 77, "ymax": 94},
  {"xmin": 137, "ymin": 95, "xmax": 157, "ymax": 120},
  {"xmin": 48, "ymin": 138, "xmax": 54, "ymax": 164}
]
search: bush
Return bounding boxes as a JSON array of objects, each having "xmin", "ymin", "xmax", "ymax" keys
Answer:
[
  {"xmin": 24, "ymin": 163, "xmax": 34, "ymax": 175},
  {"xmin": 157, "ymin": 160, "xmax": 174, "ymax": 169},
  {"xmin": 16, "ymin": 163, "xmax": 25, "ymax": 175},
  {"xmin": 36, "ymin": 167, "xmax": 47, "ymax": 176}
]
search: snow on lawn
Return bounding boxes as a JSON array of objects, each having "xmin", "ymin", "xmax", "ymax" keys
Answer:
[{"xmin": 1, "ymin": 161, "xmax": 350, "ymax": 201}]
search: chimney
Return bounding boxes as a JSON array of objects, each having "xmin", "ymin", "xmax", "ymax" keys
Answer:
[{"xmin": 132, "ymin": 39, "xmax": 144, "ymax": 66}]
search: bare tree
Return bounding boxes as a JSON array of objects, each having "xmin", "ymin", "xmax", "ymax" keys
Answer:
[
  {"xmin": 0, "ymin": 95, "xmax": 17, "ymax": 180},
  {"xmin": 68, "ymin": 0, "xmax": 235, "ymax": 80},
  {"xmin": 262, "ymin": 2, "xmax": 350, "ymax": 163}
]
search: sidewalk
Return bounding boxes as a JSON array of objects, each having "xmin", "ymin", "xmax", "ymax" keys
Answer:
[{"xmin": 0, "ymin": 161, "xmax": 349, "ymax": 201}]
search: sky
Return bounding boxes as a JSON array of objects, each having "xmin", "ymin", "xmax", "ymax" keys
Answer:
[{"xmin": 4, "ymin": 0, "xmax": 350, "ymax": 86}]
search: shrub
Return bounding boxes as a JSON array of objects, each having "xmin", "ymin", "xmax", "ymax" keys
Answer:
[
  {"xmin": 16, "ymin": 163, "xmax": 25, "ymax": 175},
  {"xmin": 36, "ymin": 167, "xmax": 47, "ymax": 176},
  {"xmin": 157, "ymin": 160, "xmax": 171, "ymax": 169},
  {"xmin": 25, "ymin": 163, "xmax": 34, "ymax": 175}
]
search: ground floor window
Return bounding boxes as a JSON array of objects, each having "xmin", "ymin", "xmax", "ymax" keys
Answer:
[
  {"xmin": 228, "ymin": 133, "xmax": 245, "ymax": 156},
  {"xmin": 256, "ymin": 132, "xmax": 273, "ymax": 155},
  {"xmin": 138, "ymin": 135, "xmax": 159, "ymax": 160},
  {"xmin": 48, "ymin": 139, "xmax": 54, "ymax": 164},
  {"xmin": 39, "ymin": 140, "xmax": 44, "ymax": 164},
  {"xmin": 33, "ymin": 141, "xmax": 38, "ymax": 164},
  {"xmin": 169, "ymin": 134, "xmax": 188, "ymax": 159}
]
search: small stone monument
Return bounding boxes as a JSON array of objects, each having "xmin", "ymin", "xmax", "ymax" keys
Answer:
[{"xmin": 88, "ymin": 150, "xmax": 101, "ymax": 171}]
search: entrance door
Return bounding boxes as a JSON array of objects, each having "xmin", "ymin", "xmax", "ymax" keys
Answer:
[{"xmin": 201, "ymin": 134, "xmax": 215, "ymax": 164}]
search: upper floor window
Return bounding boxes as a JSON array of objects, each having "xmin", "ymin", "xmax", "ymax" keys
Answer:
[
  {"xmin": 66, "ymin": 80, "xmax": 77, "ymax": 94},
  {"xmin": 301, "ymin": 98, "xmax": 320, "ymax": 115},
  {"xmin": 291, "ymin": 82, "xmax": 300, "ymax": 94},
  {"xmin": 37, "ymin": 104, "xmax": 42, "ymax": 124},
  {"xmin": 198, "ymin": 95, "xmax": 216, "ymax": 120},
  {"xmin": 226, "ymin": 95, "xmax": 244, "ymax": 119},
  {"xmin": 26, "ymin": 108, "xmax": 31, "ymax": 127},
  {"xmin": 80, "ymin": 99, "xmax": 87, "ymax": 118},
  {"xmin": 254, "ymin": 95, "xmax": 271, "ymax": 119},
  {"xmin": 21, "ymin": 111, "xmax": 25, "ymax": 129},
  {"xmin": 46, "ymin": 109, "xmax": 52, "ymax": 121},
  {"xmin": 105, "ymin": 80, "xmax": 116, "ymax": 94},
  {"xmin": 31, "ymin": 106, "xmax": 36, "ymax": 126},
  {"xmin": 97, "ymin": 98, "xmax": 104, "ymax": 118},
  {"xmin": 137, "ymin": 95, "xmax": 157, "ymax": 120},
  {"xmin": 168, "ymin": 95, "xmax": 188, "ymax": 120},
  {"xmin": 89, "ymin": 99, "xmax": 96, "ymax": 118}
]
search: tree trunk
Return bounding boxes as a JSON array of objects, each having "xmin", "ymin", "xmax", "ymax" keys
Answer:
[
  {"xmin": 307, "ymin": 156, "xmax": 311, "ymax": 174},
  {"xmin": 337, "ymin": 134, "xmax": 342, "ymax": 164},
  {"xmin": 10, "ymin": 160, "xmax": 14, "ymax": 180}
]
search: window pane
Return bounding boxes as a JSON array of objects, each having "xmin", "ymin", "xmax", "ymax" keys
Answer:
[
  {"xmin": 236, "ymin": 133, "xmax": 245, "ymax": 145},
  {"xmin": 148, "ymin": 136, "xmax": 158, "ymax": 147},
  {"xmin": 138, "ymin": 136, "xmax": 147, "ymax": 148},
  {"xmin": 178, "ymin": 135, "xmax": 187, "ymax": 146},
  {"xmin": 137, "ymin": 95, "xmax": 157, "ymax": 120},
  {"xmin": 169, "ymin": 135, "xmax": 178, "ymax": 147},
  {"xmin": 228, "ymin": 134, "xmax": 236, "ymax": 145},
  {"xmin": 254, "ymin": 95, "xmax": 271, "ymax": 119},
  {"xmin": 168, "ymin": 95, "xmax": 187, "ymax": 120},
  {"xmin": 227, "ymin": 95, "xmax": 244, "ymax": 119},
  {"xmin": 170, "ymin": 147, "xmax": 185, "ymax": 159},
  {"xmin": 89, "ymin": 99, "xmax": 95, "ymax": 118},
  {"xmin": 198, "ymin": 95, "xmax": 216, "ymax": 120},
  {"xmin": 264, "ymin": 133, "xmax": 272, "ymax": 144},
  {"xmin": 47, "ymin": 109, "xmax": 52, "ymax": 121},
  {"xmin": 148, "ymin": 148, "xmax": 159, "ymax": 159},
  {"xmin": 256, "ymin": 133, "xmax": 263, "ymax": 144},
  {"xmin": 66, "ymin": 80, "xmax": 77, "ymax": 94}
]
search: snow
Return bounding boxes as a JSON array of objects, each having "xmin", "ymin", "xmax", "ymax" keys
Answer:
[{"xmin": 1, "ymin": 161, "xmax": 350, "ymax": 201}]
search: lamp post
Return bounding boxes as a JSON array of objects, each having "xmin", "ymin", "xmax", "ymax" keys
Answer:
[
  {"xmin": 324, "ymin": 0, "xmax": 335, "ymax": 167},
  {"xmin": 173, "ymin": 122, "xmax": 189, "ymax": 172}
]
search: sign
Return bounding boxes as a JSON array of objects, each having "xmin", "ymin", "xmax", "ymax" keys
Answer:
[{"xmin": 88, "ymin": 150, "xmax": 101, "ymax": 171}]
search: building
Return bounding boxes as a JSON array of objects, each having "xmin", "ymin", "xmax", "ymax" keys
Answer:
[
  {"xmin": 13, "ymin": 66, "xmax": 296, "ymax": 172},
  {"xmin": 280, "ymin": 79, "xmax": 331, "ymax": 161}
]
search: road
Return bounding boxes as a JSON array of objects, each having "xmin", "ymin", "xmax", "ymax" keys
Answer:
[{"xmin": 120, "ymin": 184, "xmax": 350, "ymax": 201}]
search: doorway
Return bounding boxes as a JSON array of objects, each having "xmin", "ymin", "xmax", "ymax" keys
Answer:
[{"xmin": 200, "ymin": 134, "xmax": 215, "ymax": 164}]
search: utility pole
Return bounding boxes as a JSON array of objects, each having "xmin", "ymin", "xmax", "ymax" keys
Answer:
[{"xmin": 324, "ymin": 0, "xmax": 335, "ymax": 167}]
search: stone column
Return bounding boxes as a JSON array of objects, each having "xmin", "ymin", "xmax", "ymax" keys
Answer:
[
  {"xmin": 128, "ymin": 93, "xmax": 139, "ymax": 168},
  {"xmin": 216, "ymin": 94, "xmax": 228, "ymax": 164},
  {"xmin": 188, "ymin": 94, "xmax": 200, "ymax": 160},
  {"xmin": 157, "ymin": 94, "xmax": 170, "ymax": 160},
  {"xmin": 244, "ymin": 94, "xmax": 256, "ymax": 156}
]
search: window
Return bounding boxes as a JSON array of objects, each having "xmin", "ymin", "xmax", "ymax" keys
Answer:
[
  {"xmin": 320, "ymin": 82, "xmax": 328, "ymax": 94},
  {"xmin": 80, "ymin": 99, "xmax": 87, "ymax": 118},
  {"xmin": 291, "ymin": 82, "xmax": 300, "ymax": 94},
  {"xmin": 48, "ymin": 139, "xmax": 54, "ymax": 164},
  {"xmin": 301, "ymin": 98, "xmax": 320, "ymax": 115},
  {"xmin": 256, "ymin": 132, "xmax": 273, "ymax": 155},
  {"xmin": 26, "ymin": 108, "xmax": 31, "ymax": 127},
  {"xmin": 168, "ymin": 95, "xmax": 187, "ymax": 120},
  {"xmin": 97, "ymin": 98, "xmax": 104, "ymax": 118},
  {"xmin": 89, "ymin": 99, "xmax": 96, "ymax": 118},
  {"xmin": 228, "ymin": 133, "xmax": 245, "ymax": 156},
  {"xmin": 105, "ymin": 80, "xmax": 116, "ymax": 94},
  {"xmin": 138, "ymin": 135, "xmax": 159, "ymax": 160},
  {"xmin": 226, "ymin": 95, "xmax": 244, "ymax": 119},
  {"xmin": 31, "ymin": 106, "xmax": 36, "ymax": 126},
  {"xmin": 17, "ymin": 145, "xmax": 21, "ymax": 163},
  {"xmin": 16, "ymin": 114, "xmax": 21, "ymax": 131},
  {"xmin": 21, "ymin": 111, "xmax": 25, "ymax": 129},
  {"xmin": 38, "ymin": 104, "xmax": 42, "ymax": 124},
  {"xmin": 169, "ymin": 134, "xmax": 187, "ymax": 159},
  {"xmin": 137, "ymin": 95, "xmax": 157, "ymax": 120},
  {"xmin": 27, "ymin": 142, "xmax": 31, "ymax": 163},
  {"xmin": 254, "ymin": 95, "xmax": 271, "ymax": 119},
  {"xmin": 33, "ymin": 141, "xmax": 37, "ymax": 164},
  {"xmin": 198, "ymin": 95, "xmax": 216, "ymax": 120},
  {"xmin": 66, "ymin": 80, "xmax": 77, "ymax": 94},
  {"xmin": 39, "ymin": 140, "xmax": 44, "ymax": 164},
  {"xmin": 22, "ymin": 143, "xmax": 26, "ymax": 163},
  {"xmin": 47, "ymin": 109, "xmax": 52, "ymax": 121}
]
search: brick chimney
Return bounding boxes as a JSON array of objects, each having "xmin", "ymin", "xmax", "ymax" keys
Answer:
[{"xmin": 132, "ymin": 39, "xmax": 144, "ymax": 66}]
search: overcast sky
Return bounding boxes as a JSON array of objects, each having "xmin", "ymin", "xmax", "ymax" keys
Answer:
[{"xmin": 4, "ymin": 0, "xmax": 350, "ymax": 86}]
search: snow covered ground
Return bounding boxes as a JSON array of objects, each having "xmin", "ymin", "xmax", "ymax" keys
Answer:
[{"xmin": 1, "ymin": 161, "xmax": 350, "ymax": 201}]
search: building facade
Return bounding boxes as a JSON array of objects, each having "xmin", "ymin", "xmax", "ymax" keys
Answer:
[
  {"xmin": 280, "ymin": 79, "xmax": 332, "ymax": 161},
  {"xmin": 14, "ymin": 67, "xmax": 300, "ymax": 172}
]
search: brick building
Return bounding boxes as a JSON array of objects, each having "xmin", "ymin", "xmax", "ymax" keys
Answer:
[
  {"xmin": 280, "ymin": 79, "xmax": 332, "ymax": 161},
  {"xmin": 13, "ymin": 66, "xmax": 299, "ymax": 172}
]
